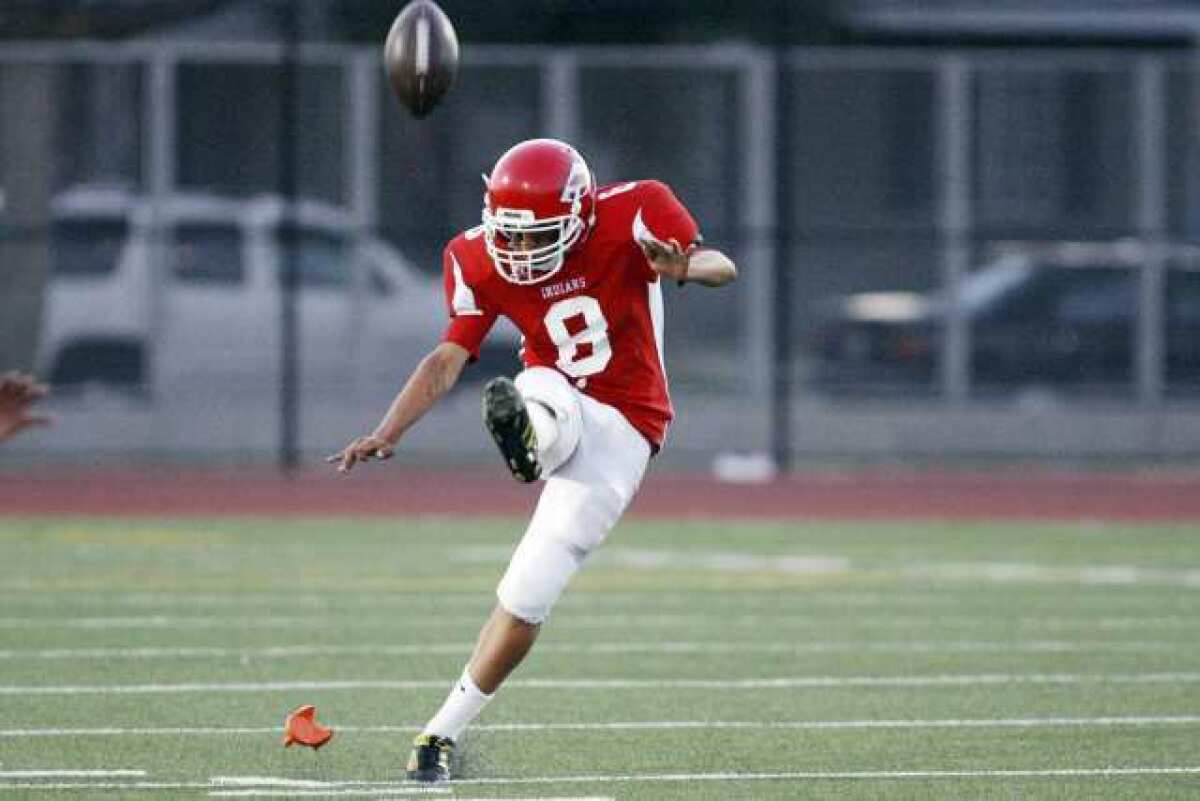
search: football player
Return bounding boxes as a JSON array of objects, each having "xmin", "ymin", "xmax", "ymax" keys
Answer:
[{"xmin": 329, "ymin": 138, "xmax": 737, "ymax": 781}]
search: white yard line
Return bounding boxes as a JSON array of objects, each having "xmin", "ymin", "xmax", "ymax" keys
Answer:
[
  {"xmin": 604, "ymin": 549, "xmax": 1200, "ymax": 588},
  {"xmin": 453, "ymin": 546, "xmax": 1200, "ymax": 588},
  {"xmin": 208, "ymin": 794, "xmax": 429, "ymax": 799},
  {"xmin": 0, "ymin": 783, "xmax": 212, "ymax": 791},
  {"xmin": 0, "ymin": 589, "xmax": 966, "ymax": 609},
  {"xmin": 451, "ymin": 766, "xmax": 1200, "ymax": 785},
  {"xmin": 0, "ymin": 639, "xmax": 1181, "ymax": 662},
  {"xmin": 0, "ymin": 616, "xmax": 350, "ymax": 630},
  {"xmin": 470, "ymin": 715, "xmax": 1200, "ymax": 732},
  {"xmin": 208, "ymin": 777, "xmax": 447, "ymax": 796},
  {"xmin": 1, "ymin": 612, "xmax": 1197, "ymax": 630},
  {"xmin": 0, "ymin": 770, "xmax": 146, "ymax": 778},
  {"xmin": 0, "ymin": 644, "xmax": 476, "ymax": 660},
  {"xmin": 3, "ymin": 767, "xmax": 1197, "ymax": 792},
  {"xmin": 3, "ymin": 672, "xmax": 1200, "ymax": 697},
  {"xmin": 0, "ymin": 726, "xmax": 280, "ymax": 737},
  {"xmin": 211, "ymin": 777, "xmax": 349, "ymax": 788},
  {"xmin": 212, "ymin": 795, "xmax": 603, "ymax": 800},
  {"xmin": 3, "ymin": 715, "xmax": 1200, "ymax": 739}
]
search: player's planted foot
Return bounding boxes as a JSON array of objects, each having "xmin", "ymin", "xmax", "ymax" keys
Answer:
[
  {"xmin": 482, "ymin": 377, "xmax": 541, "ymax": 483},
  {"xmin": 406, "ymin": 733, "xmax": 455, "ymax": 782}
]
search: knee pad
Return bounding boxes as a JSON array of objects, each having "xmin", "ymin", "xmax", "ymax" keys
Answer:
[
  {"xmin": 495, "ymin": 474, "xmax": 628, "ymax": 624},
  {"xmin": 496, "ymin": 531, "xmax": 582, "ymax": 625}
]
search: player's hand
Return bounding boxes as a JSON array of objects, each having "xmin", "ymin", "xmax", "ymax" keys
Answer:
[
  {"xmin": 639, "ymin": 236, "xmax": 692, "ymax": 283},
  {"xmin": 0, "ymin": 372, "xmax": 51, "ymax": 443},
  {"xmin": 326, "ymin": 435, "xmax": 395, "ymax": 474}
]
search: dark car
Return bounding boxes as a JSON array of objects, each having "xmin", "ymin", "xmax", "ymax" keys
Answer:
[{"xmin": 811, "ymin": 244, "xmax": 1200, "ymax": 392}]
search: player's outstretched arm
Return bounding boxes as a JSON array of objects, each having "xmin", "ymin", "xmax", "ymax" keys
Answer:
[
  {"xmin": 327, "ymin": 342, "xmax": 470, "ymax": 474},
  {"xmin": 0, "ymin": 372, "xmax": 51, "ymax": 444},
  {"xmin": 681, "ymin": 246, "xmax": 737, "ymax": 287},
  {"xmin": 639, "ymin": 238, "xmax": 737, "ymax": 288}
]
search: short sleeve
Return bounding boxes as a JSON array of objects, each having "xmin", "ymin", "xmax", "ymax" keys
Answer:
[
  {"xmin": 631, "ymin": 180, "xmax": 702, "ymax": 282},
  {"xmin": 441, "ymin": 246, "xmax": 497, "ymax": 360}
]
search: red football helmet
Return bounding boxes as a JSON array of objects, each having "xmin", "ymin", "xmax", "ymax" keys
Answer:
[{"xmin": 482, "ymin": 138, "xmax": 595, "ymax": 285}]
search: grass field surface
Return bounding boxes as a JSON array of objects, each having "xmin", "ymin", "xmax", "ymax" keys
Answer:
[{"xmin": 1, "ymin": 516, "xmax": 1198, "ymax": 799}]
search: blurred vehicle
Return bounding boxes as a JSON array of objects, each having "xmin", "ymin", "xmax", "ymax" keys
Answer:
[
  {"xmin": 811, "ymin": 242, "xmax": 1200, "ymax": 391},
  {"xmin": 37, "ymin": 185, "xmax": 519, "ymax": 392}
]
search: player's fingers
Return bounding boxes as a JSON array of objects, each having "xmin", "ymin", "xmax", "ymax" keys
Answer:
[
  {"xmin": 376, "ymin": 446, "xmax": 394, "ymax": 460},
  {"xmin": 327, "ymin": 442, "xmax": 357, "ymax": 464}
]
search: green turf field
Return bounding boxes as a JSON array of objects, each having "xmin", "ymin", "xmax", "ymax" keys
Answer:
[{"xmin": 1, "ymin": 516, "xmax": 1199, "ymax": 799}]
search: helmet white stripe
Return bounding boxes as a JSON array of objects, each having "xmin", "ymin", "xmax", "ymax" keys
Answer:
[{"xmin": 560, "ymin": 157, "xmax": 591, "ymax": 207}]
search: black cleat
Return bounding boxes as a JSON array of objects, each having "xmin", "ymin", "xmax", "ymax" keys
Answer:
[
  {"xmin": 482, "ymin": 377, "xmax": 541, "ymax": 483},
  {"xmin": 406, "ymin": 733, "xmax": 455, "ymax": 782}
]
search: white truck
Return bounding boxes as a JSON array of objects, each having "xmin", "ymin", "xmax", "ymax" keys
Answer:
[{"xmin": 38, "ymin": 185, "xmax": 518, "ymax": 395}]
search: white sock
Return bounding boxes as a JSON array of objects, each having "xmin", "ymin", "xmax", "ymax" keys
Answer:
[
  {"xmin": 422, "ymin": 667, "xmax": 493, "ymax": 742},
  {"xmin": 526, "ymin": 400, "xmax": 559, "ymax": 453}
]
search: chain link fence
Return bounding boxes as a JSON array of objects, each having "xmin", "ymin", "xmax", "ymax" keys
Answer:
[{"xmin": 2, "ymin": 42, "xmax": 1198, "ymax": 465}]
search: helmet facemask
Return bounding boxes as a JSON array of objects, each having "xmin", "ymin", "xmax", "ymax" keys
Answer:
[{"xmin": 483, "ymin": 206, "xmax": 584, "ymax": 285}]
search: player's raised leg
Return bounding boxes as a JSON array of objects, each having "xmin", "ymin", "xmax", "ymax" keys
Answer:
[
  {"xmin": 484, "ymin": 366, "xmax": 583, "ymax": 483},
  {"xmin": 408, "ymin": 391, "xmax": 648, "ymax": 782}
]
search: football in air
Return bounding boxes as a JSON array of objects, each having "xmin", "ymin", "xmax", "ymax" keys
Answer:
[{"xmin": 383, "ymin": 0, "xmax": 460, "ymax": 119}]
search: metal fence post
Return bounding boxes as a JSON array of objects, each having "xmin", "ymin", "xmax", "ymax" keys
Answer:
[
  {"xmin": 346, "ymin": 49, "xmax": 379, "ymax": 372},
  {"xmin": 278, "ymin": 5, "xmax": 301, "ymax": 472},
  {"xmin": 771, "ymin": 42, "xmax": 793, "ymax": 473},
  {"xmin": 544, "ymin": 50, "xmax": 580, "ymax": 143},
  {"xmin": 937, "ymin": 55, "xmax": 972, "ymax": 405},
  {"xmin": 347, "ymin": 51, "xmax": 379, "ymax": 236},
  {"xmin": 1135, "ymin": 57, "xmax": 1167, "ymax": 409},
  {"xmin": 741, "ymin": 49, "xmax": 777, "ymax": 457},
  {"xmin": 144, "ymin": 50, "xmax": 176, "ymax": 398}
]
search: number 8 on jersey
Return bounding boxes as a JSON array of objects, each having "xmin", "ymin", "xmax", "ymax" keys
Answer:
[{"xmin": 544, "ymin": 296, "xmax": 612, "ymax": 379}]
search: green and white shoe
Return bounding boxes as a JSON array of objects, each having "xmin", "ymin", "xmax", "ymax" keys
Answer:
[
  {"xmin": 405, "ymin": 733, "xmax": 455, "ymax": 782},
  {"xmin": 482, "ymin": 376, "xmax": 541, "ymax": 483}
]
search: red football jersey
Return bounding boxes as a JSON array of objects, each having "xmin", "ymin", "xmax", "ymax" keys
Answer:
[{"xmin": 441, "ymin": 180, "xmax": 700, "ymax": 449}]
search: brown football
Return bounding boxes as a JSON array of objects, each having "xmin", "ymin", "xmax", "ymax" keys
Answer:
[{"xmin": 383, "ymin": 0, "xmax": 460, "ymax": 119}]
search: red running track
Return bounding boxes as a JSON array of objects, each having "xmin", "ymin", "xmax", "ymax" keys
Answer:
[{"xmin": 1, "ymin": 467, "xmax": 1198, "ymax": 521}]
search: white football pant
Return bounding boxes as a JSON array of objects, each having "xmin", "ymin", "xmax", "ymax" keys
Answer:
[{"xmin": 496, "ymin": 367, "xmax": 651, "ymax": 624}]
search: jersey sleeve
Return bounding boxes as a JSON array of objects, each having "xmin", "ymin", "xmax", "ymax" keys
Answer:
[
  {"xmin": 441, "ymin": 245, "xmax": 497, "ymax": 360},
  {"xmin": 630, "ymin": 180, "xmax": 702, "ymax": 283}
]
